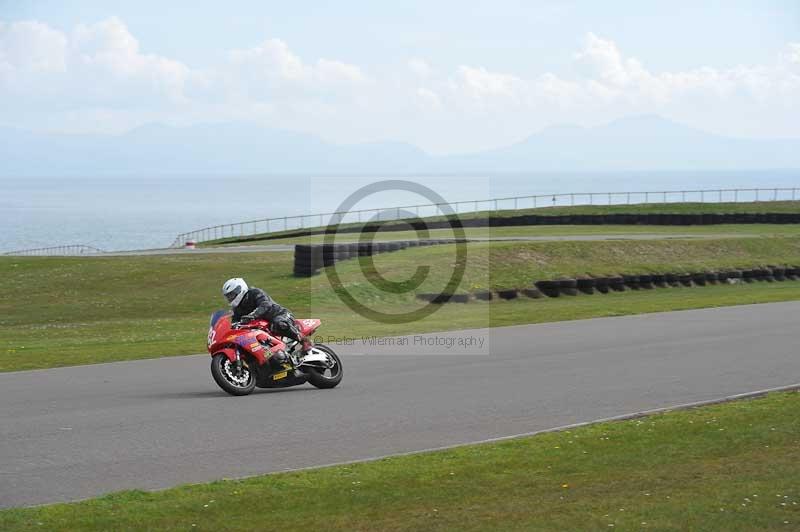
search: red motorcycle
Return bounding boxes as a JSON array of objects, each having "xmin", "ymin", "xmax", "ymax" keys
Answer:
[{"xmin": 206, "ymin": 310, "xmax": 343, "ymax": 396}]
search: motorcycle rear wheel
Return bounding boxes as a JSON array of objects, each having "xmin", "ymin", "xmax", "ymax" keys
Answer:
[
  {"xmin": 304, "ymin": 344, "xmax": 343, "ymax": 389},
  {"xmin": 211, "ymin": 354, "xmax": 256, "ymax": 396}
]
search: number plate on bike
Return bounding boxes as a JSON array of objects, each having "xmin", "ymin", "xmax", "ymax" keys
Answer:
[{"xmin": 272, "ymin": 371, "xmax": 288, "ymax": 380}]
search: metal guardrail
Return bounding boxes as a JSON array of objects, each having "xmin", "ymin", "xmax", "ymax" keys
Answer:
[
  {"xmin": 170, "ymin": 187, "xmax": 800, "ymax": 247},
  {"xmin": 3, "ymin": 244, "xmax": 106, "ymax": 257}
]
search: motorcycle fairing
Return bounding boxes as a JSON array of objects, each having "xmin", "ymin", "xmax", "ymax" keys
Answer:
[{"xmin": 295, "ymin": 318, "xmax": 321, "ymax": 336}]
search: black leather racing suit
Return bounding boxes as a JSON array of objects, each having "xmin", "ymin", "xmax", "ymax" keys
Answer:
[{"xmin": 231, "ymin": 287, "xmax": 302, "ymax": 342}]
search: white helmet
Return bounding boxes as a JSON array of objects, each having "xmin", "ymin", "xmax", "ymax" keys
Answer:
[{"xmin": 222, "ymin": 278, "xmax": 248, "ymax": 307}]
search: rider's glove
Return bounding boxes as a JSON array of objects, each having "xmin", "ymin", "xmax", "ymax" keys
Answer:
[{"xmin": 240, "ymin": 315, "xmax": 254, "ymax": 324}]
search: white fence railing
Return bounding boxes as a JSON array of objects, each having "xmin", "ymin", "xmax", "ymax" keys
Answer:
[
  {"xmin": 170, "ymin": 187, "xmax": 800, "ymax": 247},
  {"xmin": 3, "ymin": 244, "xmax": 106, "ymax": 257}
]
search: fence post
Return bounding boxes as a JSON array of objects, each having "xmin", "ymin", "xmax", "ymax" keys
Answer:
[
  {"xmin": 627, "ymin": 192, "xmax": 631, "ymax": 204},
  {"xmin": 494, "ymin": 199, "xmax": 498, "ymax": 211},
  {"xmin": 718, "ymin": 190, "xmax": 722, "ymax": 203}
]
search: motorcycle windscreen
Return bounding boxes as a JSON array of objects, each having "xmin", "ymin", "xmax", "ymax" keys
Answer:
[{"xmin": 209, "ymin": 310, "xmax": 231, "ymax": 327}]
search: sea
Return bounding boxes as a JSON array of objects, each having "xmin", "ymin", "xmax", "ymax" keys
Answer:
[{"xmin": 2, "ymin": 170, "xmax": 799, "ymax": 253}]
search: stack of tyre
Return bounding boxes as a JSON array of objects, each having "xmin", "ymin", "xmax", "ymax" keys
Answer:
[
  {"xmin": 293, "ymin": 240, "xmax": 447, "ymax": 277},
  {"xmin": 292, "ymin": 245, "xmax": 322, "ymax": 277}
]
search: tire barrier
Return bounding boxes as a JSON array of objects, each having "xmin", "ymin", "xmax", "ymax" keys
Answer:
[
  {"xmin": 432, "ymin": 293, "xmax": 453, "ymax": 304},
  {"xmin": 771, "ymin": 266, "xmax": 786, "ymax": 282},
  {"xmin": 521, "ymin": 287, "xmax": 544, "ymax": 298},
  {"xmin": 232, "ymin": 211, "xmax": 800, "ymax": 246},
  {"xmin": 474, "ymin": 290, "xmax": 493, "ymax": 301},
  {"xmin": 609, "ymin": 276, "xmax": 626, "ymax": 292},
  {"xmin": 534, "ymin": 280, "xmax": 560, "ymax": 298},
  {"xmin": 415, "ymin": 265, "xmax": 800, "ymax": 304},
  {"xmin": 577, "ymin": 278, "xmax": 596, "ymax": 295},
  {"xmin": 638, "ymin": 274, "xmax": 655, "ymax": 289},
  {"xmin": 451, "ymin": 293, "xmax": 471, "ymax": 303},
  {"xmin": 558, "ymin": 278, "xmax": 579, "ymax": 296},
  {"xmin": 294, "ymin": 239, "xmax": 456, "ymax": 277},
  {"xmin": 623, "ymin": 274, "xmax": 640, "ymax": 290},
  {"xmin": 594, "ymin": 277, "xmax": 610, "ymax": 294},
  {"xmin": 726, "ymin": 270, "xmax": 743, "ymax": 283},
  {"xmin": 497, "ymin": 288, "xmax": 520, "ymax": 300}
]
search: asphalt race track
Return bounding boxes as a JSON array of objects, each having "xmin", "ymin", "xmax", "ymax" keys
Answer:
[{"xmin": 1, "ymin": 302, "xmax": 799, "ymax": 508}]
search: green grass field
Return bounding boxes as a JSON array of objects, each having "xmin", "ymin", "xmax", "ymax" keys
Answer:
[
  {"xmin": 227, "ymin": 223, "xmax": 800, "ymax": 246},
  {"xmin": 3, "ymin": 235, "xmax": 800, "ymax": 371},
  {"xmin": 2, "ymin": 390, "xmax": 797, "ymax": 531}
]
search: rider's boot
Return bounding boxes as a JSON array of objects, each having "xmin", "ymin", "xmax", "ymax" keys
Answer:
[
  {"xmin": 269, "ymin": 349, "xmax": 291, "ymax": 371},
  {"xmin": 300, "ymin": 335, "xmax": 313, "ymax": 354}
]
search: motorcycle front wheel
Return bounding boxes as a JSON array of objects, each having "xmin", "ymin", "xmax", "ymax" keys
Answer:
[
  {"xmin": 303, "ymin": 344, "xmax": 343, "ymax": 389},
  {"xmin": 211, "ymin": 354, "xmax": 256, "ymax": 396}
]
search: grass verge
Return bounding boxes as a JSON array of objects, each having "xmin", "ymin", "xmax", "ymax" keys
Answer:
[
  {"xmin": 1, "ymin": 390, "xmax": 797, "ymax": 531},
  {"xmin": 201, "ymin": 200, "xmax": 800, "ymax": 246},
  {"xmin": 228, "ymin": 223, "xmax": 800, "ymax": 246},
  {"xmin": 3, "ymin": 236, "xmax": 800, "ymax": 371}
]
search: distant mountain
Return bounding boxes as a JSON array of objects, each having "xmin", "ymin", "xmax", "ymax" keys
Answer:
[
  {"xmin": 1, "ymin": 116, "xmax": 798, "ymax": 177},
  {"xmin": 443, "ymin": 115, "xmax": 800, "ymax": 172},
  {"xmin": 0, "ymin": 123, "xmax": 432, "ymax": 176}
]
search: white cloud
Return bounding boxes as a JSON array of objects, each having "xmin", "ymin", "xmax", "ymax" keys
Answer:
[
  {"xmin": 1, "ymin": 18, "xmax": 798, "ymax": 151},
  {"xmin": 570, "ymin": 32, "xmax": 800, "ymax": 105},
  {"xmin": 782, "ymin": 43, "xmax": 800, "ymax": 66},
  {"xmin": 427, "ymin": 33, "xmax": 800, "ymax": 115},
  {"xmin": 229, "ymin": 38, "xmax": 308, "ymax": 83},
  {"xmin": 316, "ymin": 58, "xmax": 367, "ymax": 84},
  {"xmin": 408, "ymin": 58, "xmax": 432, "ymax": 78},
  {"xmin": 0, "ymin": 20, "xmax": 67, "ymax": 73},
  {"xmin": 0, "ymin": 17, "xmax": 190, "ymax": 107},
  {"xmin": 227, "ymin": 38, "xmax": 367, "ymax": 92},
  {"xmin": 414, "ymin": 87, "xmax": 442, "ymax": 110},
  {"xmin": 457, "ymin": 65, "xmax": 525, "ymax": 100}
]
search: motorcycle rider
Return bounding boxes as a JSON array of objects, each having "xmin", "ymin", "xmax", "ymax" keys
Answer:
[{"xmin": 222, "ymin": 278, "xmax": 313, "ymax": 365}]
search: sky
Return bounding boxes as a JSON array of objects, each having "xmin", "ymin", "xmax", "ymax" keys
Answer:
[{"xmin": 1, "ymin": 0, "xmax": 799, "ymax": 153}]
